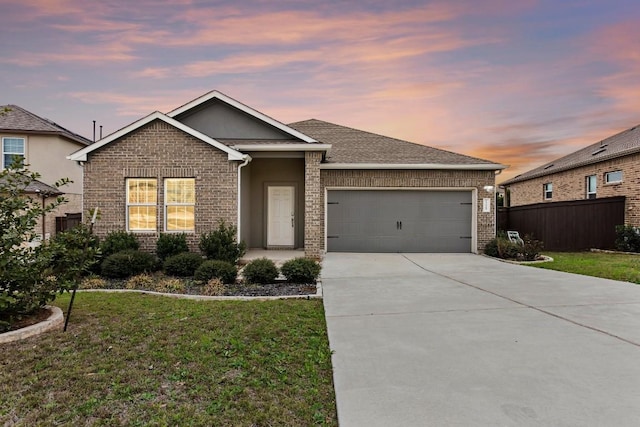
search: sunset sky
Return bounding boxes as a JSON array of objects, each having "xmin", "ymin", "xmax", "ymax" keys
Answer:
[{"xmin": 2, "ymin": 0, "xmax": 639, "ymax": 183}]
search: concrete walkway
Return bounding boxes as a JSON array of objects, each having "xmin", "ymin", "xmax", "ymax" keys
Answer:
[{"xmin": 321, "ymin": 253, "xmax": 640, "ymax": 426}]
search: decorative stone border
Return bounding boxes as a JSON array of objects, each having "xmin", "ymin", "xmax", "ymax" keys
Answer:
[
  {"xmin": 482, "ymin": 254, "xmax": 554, "ymax": 265},
  {"xmin": 0, "ymin": 305, "xmax": 64, "ymax": 344},
  {"xmin": 79, "ymin": 281, "xmax": 323, "ymax": 301}
]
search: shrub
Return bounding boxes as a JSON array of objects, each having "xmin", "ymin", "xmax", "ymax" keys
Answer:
[
  {"xmin": 484, "ymin": 234, "xmax": 520, "ymax": 260},
  {"xmin": 615, "ymin": 225, "xmax": 640, "ymax": 252},
  {"xmin": 101, "ymin": 250, "xmax": 159, "ymax": 279},
  {"xmin": 242, "ymin": 258, "xmax": 279, "ymax": 284},
  {"xmin": 199, "ymin": 220, "xmax": 247, "ymax": 264},
  {"xmin": 156, "ymin": 233, "xmax": 189, "ymax": 261},
  {"xmin": 194, "ymin": 260, "xmax": 237, "ymax": 284},
  {"xmin": 154, "ymin": 278, "xmax": 186, "ymax": 294},
  {"xmin": 49, "ymin": 224, "xmax": 101, "ymax": 284},
  {"xmin": 80, "ymin": 276, "xmax": 108, "ymax": 290},
  {"xmin": 521, "ymin": 234, "xmax": 544, "ymax": 261},
  {"xmin": 101, "ymin": 230, "xmax": 139, "ymax": 257},
  {"xmin": 202, "ymin": 278, "xmax": 225, "ymax": 296},
  {"xmin": 163, "ymin": 252, "xmax": 204, "ymax": 277},
  {"xmin": 0, "ymin": 162, "xmax": 72, "ymax": 330},
  {"xmin": 281, "ymin": 257, "xmax": 321, "ymax": 284},
  {"xmin": 125, "ymin": 274, "xmax": 155, "ymax": 290}
]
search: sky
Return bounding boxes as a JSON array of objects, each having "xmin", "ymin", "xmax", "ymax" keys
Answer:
[{"xmin": 1, "ymin": 0, "xmax": 639, "ymax": 183}]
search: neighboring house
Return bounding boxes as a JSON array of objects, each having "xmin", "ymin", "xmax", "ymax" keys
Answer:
[
  {"xmin": 501, "ymin": 123, "xmax": 640, "ymax": 226},
  {"xmin": 69, "ymin": 91, "xmax": 505, "ymax": 257},
  {"xmin": 0, "ymin": 105, "xmax": 90, "ymax": 239}
]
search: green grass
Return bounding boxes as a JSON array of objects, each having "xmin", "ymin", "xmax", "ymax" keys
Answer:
[
  {"xmin": 531, "ymin": 251, "xmax": 640, "ymax": 284},
  {"xmin": 1, "ymin": 292, "xmax": 337, "ymax": 426}
]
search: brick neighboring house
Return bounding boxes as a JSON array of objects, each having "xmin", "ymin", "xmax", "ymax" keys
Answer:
[
  {"xmin": 501, "ymin": 124, "xmax": 640, "ymax": 226},
  {"xmin": 1, "ymin": 105, "xmax": 90, "ymax": 240},
  {"xmin": 69, "ymin": 91, "xmax": 505, "ymax": 257}
]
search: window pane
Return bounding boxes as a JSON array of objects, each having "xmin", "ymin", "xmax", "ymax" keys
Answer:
[
  {"xmin": 128, "ymin": 206, "xmax": 156, "ymax": 231},
  {"xmin": 166, "ymin": 178, "xmax": 195, "ymax": 204},
  {"xmin": 606, "ymin": 171, "xmax": 622, "ymax": 183},
  {"xmin": 128, "ymin": 179, "xmax": 157, "ymax": 203},
  {"xmin": 3, "ymin": 138, "xmax": 24, "ymax": 153},
  {"xmin": 166, "ymin": 206, "xmax": 194, "ymax": 231},
  {"xmin": 4, "ymin": 154, "xmax": 24, "ymax": 167}
]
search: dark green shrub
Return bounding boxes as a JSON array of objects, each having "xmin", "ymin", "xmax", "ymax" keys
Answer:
[
  {"xmin": 484, "ymin": 234, "xmax": 520, "ymax": 259},
  {"xmin": 49, "ymin": 223, "xmax": 101, "ymax": 283},
  {"xmin": 281, "ymin": 257, "xmax": 321, "ymax": 284},
  {"xmin": 199, "ymin": 220, "xmax": 247, "ymax": 264},
  {"xmin": 156, "ymin": 233, "xmax": 189, "ymax": 260},
  {"xmin": 101, "ymin": 230, "xmax": 139, "ymax": 257},
  {"xmin": 194, "ymin": 260, "xmax": 237, "ymax": 284},
  {"xmin": 101, "ymin": 250, "xmax": 159, "ymax": 279},
  {"xmin": 163, "ymin": 252, "xmax": 204, "ymax": 277},
  {"xmin": 242, "ymin": 258, "xmax": 278, "ymax": 284},
  {"xmin": 615, "ymin": 225, "xmax": 640, "ymax": 252},
  {"xmin": 521, "ymin": 234, "xmax": 544, "ymax": 261}
]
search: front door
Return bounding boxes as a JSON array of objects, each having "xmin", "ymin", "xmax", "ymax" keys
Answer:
[{"xmin": 267, "ymin": 186, "xmax": 295, "ymax": 246}]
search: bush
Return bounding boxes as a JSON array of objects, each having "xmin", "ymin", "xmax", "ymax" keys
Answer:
[
  {"xmin": 521, "ymin": 234, "xmax": 544, "ymax": 261},
  {"xmin": 484, "ymin": 234, "xmax": 520, "ymax": 259},
  {"xmin": 194, "ymin": 260, "xmax": 237, "ymax": 284},
  {"xmin": 242, "ymin": 258, "xmax": 279, "ymax": 284},
  {"xmin": 101, "ymin": 230, "xmax": 139, "ymax": 257},
  {"xmin": 163, "ymin": 252, "xmax": 204, "ymax": 277},
  {"xmin": 80, "ymin": 276, "xmax": 108, "ymax": 290},
  {"xmin": 202, "ymin": 278, "xmax": 225, "ymax": 296},
  {"xmin": 615, "ymin": 225, "xmax": 640, "ymax": 252},
  {"xmin": 281, "ymin": 257, "xmax": 321, "ymax": 284},
  {"xmin": 49, "ymin": 224, "xmax": 101, "ymax": 284},
  {"xmin": 101, "ymin": 250, "xmax": 159, "ymax": 279},
  {"xmin": 125, "ymin": 274, "xmax": 155, "ymax": 290},
  {"xmin": 199, "ymin": 220, "xmax": 247, "ymax": 264},
  {"xmin": 156, "ymin": 233, "xmax": 189, "ymax": 261},
  {"xmin": 153, "ymin": 278, "xmax": 185, "ymax": 294}
]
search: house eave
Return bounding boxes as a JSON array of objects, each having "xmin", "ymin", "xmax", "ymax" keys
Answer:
[
  {"xmin": 319, "ymin": 163, "xmax": 507, "ymax": 170},
  {"xmin": 231, "ymin": 143, "xmax": 332, "ymax": 152}
]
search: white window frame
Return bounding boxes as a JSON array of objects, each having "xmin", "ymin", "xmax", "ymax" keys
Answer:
[
  {"xmin": 604, "ymin": 170, "xmax": 623, "ymax": 184},
  {"xmin": 2, "ymin": 137, "xmax": 25, "ymax": 169},
  {"xmin": 126, "ymin": 178, "xmax": 157, "ymax": 232},
  {"xmin": 164, "ymin": 178, "xmax": 195, "ymax": 232},
  {"xmin": 543, "ymin": 182, "xmax": 553, "ymax": 200},
  {"xmin": 586, "ymin": 175, "xmax": 597, "ymax": 199}
]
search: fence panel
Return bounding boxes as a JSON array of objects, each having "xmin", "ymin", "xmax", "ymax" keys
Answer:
[{"xmin": 497, "ymin": 196, "xmax": 625, "ymax": 251}]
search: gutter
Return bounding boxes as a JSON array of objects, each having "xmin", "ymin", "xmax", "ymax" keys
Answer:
[{"xmin": 319, "ymin": 163, "xmax": 507, "ymax": 171}]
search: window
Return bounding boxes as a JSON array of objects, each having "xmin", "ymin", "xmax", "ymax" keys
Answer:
[
  {"xmin": 127, "ymin": 178, "xmax": 157, "ymax": 231},
  {"xmin": 543, "ymin": 183, "xmax": 553, "ymax": 200},
  {"xmin": 586, "ymin": 175, "xmax": 597, "ymax": 199},
  {"xmin": 165, "ymin": 178, "xmax": 195, "ymax": 231},
  {"xmin": 2, "ymin": 137, "xmax": 25, "ymax": 168},
  {"xmin": 605, "ymin": 170, "xmax": 623, "ymax": 184}
]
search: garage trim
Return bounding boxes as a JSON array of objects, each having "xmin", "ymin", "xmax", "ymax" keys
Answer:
[{"xmin": 324, "ymin": 187, "xmax": 478, "ymax": 254}]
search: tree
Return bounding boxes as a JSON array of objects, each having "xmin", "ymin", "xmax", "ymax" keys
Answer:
[{"xmin": 0, "ymin": 161, "xmax": 96, "ymax": 331}]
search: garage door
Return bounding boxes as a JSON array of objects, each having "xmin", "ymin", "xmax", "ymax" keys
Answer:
[{"xmin": 327, "ymin": 190, "xmax": 473, "ymax": 253}]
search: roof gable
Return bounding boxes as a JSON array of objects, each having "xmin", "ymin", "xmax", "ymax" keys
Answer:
[
  {"xmin": 167, "ymin": 91, "xmax": 317, "ymax": 143},
  {"xmin": 68, "ymin": 112, "xmax": 245, "ymax": 162},
  {"xmin": 289, "ymin": 119, "xmax": 504, "ymax": 170},
  {"xmin": 0, "ymin": 105, "xmax": 90, "ymax": 146},
  {"xmin": 502, "ymin": 123, "xmax": 640, "ymax": 185}
]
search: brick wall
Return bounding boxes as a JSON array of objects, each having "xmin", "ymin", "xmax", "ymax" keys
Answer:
[
  {"xmin": 304, "ymin": 151, "xmax": 323, "ymax": 258},
  {"xmin": 83, "ymin": 120, "xmax": 238, "ymax": 252},
  {"xmin": 319, "ymin": 169, "xmax": 497, "ymax": 253},
  {"xmin": 505, "ymin": 153, "xmax": 640, "ymax": 226}
]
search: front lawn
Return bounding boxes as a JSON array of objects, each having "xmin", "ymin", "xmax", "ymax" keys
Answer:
[
  {"xmin": 531, "ymin": 251, "xmax": 640, "ymax": 284},
  {"xmin": 0, "ymin": 292, "xmax": 337, "ymax": 426}
]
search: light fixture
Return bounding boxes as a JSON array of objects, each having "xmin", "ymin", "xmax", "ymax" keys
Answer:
[{"xmin": 483, "ymin": 185, "xmax": 494, "ymax": 193}]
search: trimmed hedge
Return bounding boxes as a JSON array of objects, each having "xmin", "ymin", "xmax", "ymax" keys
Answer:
[
  {"xmin": 194, "ymin": 260, "xmax": 237, "ymax": 284},
  {"xmin": 101, "ymin": 250, "xmax": 159, "ymax": 279},
  {"xmin": 281, "ymin": 257, "xmax": 321, "ymax": 284},
  {"xmin": 242, "ymin": 258, "xmax": 279, "ymax": 284},
  {"xmin": 163, "ymin": 252, "xmax": 204, "ymax": 277},
  {"xmin": 156, "ymin": 233, "xmax": 189, "ymax": 261}
]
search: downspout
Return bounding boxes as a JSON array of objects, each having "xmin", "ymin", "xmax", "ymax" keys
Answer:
[{"xmin": 236, "ymin": 155, "xmax": 252, "ymax": 243}]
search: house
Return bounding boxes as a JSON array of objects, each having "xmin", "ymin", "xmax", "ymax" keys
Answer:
[
  {"xmin": 501, "ymin": 123, "xmax": 640, "ymax": 227},
  {"xmin": 0, "ymin": 105, "xmax": 90, "ymax": 240},
  {"xmin": 68, "ymin": 91, "xmax": 505, "ymax": 257}
]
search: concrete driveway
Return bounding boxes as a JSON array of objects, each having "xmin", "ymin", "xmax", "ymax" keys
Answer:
[{"xmin": 321, "ymin": 253, "xmax": 640, "ymax": 426}]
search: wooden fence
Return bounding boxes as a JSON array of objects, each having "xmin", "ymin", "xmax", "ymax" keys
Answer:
[{"xmin": 497, "ymin": 196, "xmax": 625, "ymax": 251}]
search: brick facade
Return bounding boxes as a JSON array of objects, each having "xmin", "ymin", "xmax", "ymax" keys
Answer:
[
  {"xmin": 320, "ymin": 169, "xmax": 497, "ymax": 253},
  {"xmin": 304, "ymin": 151, "xmax": 323, "ymax": 258},
  {"xmin": 505, "ymin": 152, "xmax": 640, "ymax": 226},
  {"xmin": 83, "ymin": 120, "xmax": 238, "ymax": 252}
]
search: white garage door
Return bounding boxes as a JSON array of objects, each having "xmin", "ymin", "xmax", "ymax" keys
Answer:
[{"xmin": 327, "ymin": 190, "xmax": 473, "ymax": 253}]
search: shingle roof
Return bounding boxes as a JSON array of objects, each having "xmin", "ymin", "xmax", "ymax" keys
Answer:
[
  {"xmin": 0, "ymin": 105, "xmax": 91, "ymax": 146},
  {"xmin": 0, "ymin": 175, "xmax": 63, "ymax": 196},
  {"xmin": 289, "ymin": 119, "xmax": 500, "ymax": 166},
  {"xmin": 501, "ymin": 123, "xmax": 640, "ymax": 185}
]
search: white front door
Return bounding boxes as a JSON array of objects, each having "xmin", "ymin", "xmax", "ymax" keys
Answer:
[{"xmin": 267, "ymin": 186, "xmax": 295, "ymax": 246}]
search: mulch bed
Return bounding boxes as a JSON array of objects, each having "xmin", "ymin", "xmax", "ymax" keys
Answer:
[{"xmin": 1, "ymin": 307, "xmax": 52, "ymax": 332}]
